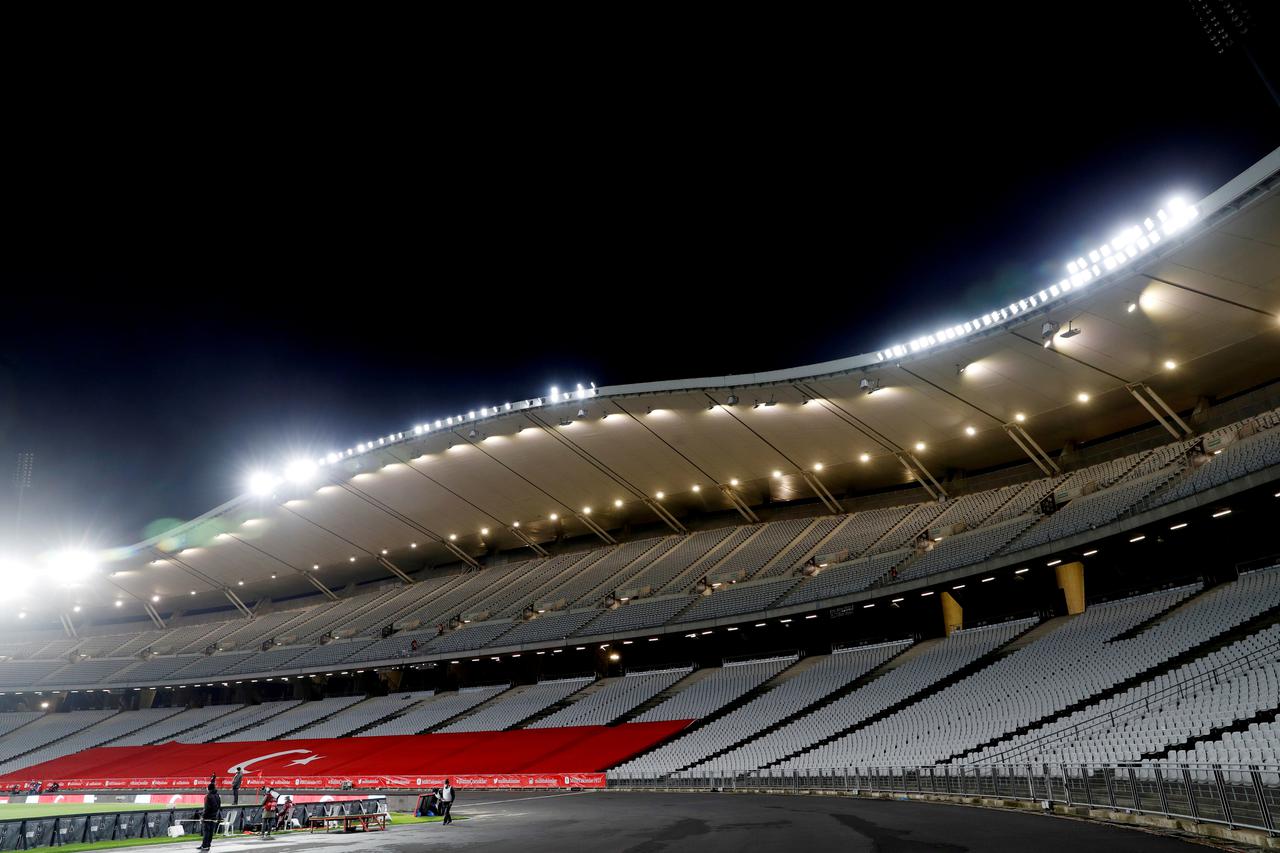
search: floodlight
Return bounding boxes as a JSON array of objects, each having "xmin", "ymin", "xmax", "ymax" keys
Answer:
[
  {"xmin": 284, "ymin": 459, "xmax": 317, "ymax": 484},
  {"xmin": 1126, "ymin": 301, "xmax": 1137, "ymax": 313},
  {"xmin": 1164, "ymin": 359, "xmax": 1177, "ymax": 370},
  {"xmin": 915, "ymin": 442, "xmax": 926, "ymax": 452},
  {"xmin": 965, "ymin": 426, "xmax": 976, "ymax": 436},
  {"xmin": 1059, "ymin": 322, "xmax": 1081, "ymax": 339},
  {"xmin": 859, "ymin": 453, "xmax": 870, "ymax": 463},
  {"xmin": 726, "ymin": 394, "xmax": 738, "ymax": 406},
  {"xmin": 47, "ymin": 549, "xmax": 98, "ymax": 587},
  {"xmin": 247, "ymin": 471, "xmax": 280, "ymax": 496},
  {"xmin": 614, "ymin": 499, "xmax": 624, "ymax": 508}
]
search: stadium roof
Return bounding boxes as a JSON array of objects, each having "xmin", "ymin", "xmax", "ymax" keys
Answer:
[{"xmin": 58, "ymin": 147, "xmax": 1280, "ymax": 617}]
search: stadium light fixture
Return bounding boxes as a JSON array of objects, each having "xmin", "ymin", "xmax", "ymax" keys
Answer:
[
  {"xmin": 860, "ymin": 453, "xmax": 870, "ymax": 463},
  {"xmin": 46, "ymin": 549, "xmax": 98, "ymax": 587},
  {"xmin": 1212, "ymin": 509, "xmax": 1232, "ymax": 518},
  {"xmin": 247, "ymin": 471, "xmax": 281, "ymax": 497},
  {"xmin": 920, "ymin": 591, "xmax": 934, "ymax": 597},
  {"xmin": 1129, "ymin": 535, "xmax": 1146, "ymax": 543},
  {"xmin": 449, "ymin": 534, "xmax": 457, "ymax": 541},
  {"xmin": 284, "ymin": 459, "xmax": 317, "ymax": 484},
  {"xmin": 729, "ymin": 479, "xmax": 739, "ymax": 487},
  {"xmin": 581, "ymin": 508, "xmax": 591, "ymax": 515},
  {"xmin": 549, "ymin": 513, "xmax": 559, "ymax": 521},
  {"xmin": 1059, "ymin": 322, "xmax": 1081, "ymax": 340},
  {"xmin": 981, "ymin": 577, "xmax": 995, "ymax": 583},
  {"xmin": 1127, "ymin": 301, "xmax": 1137, "ymax": 313},
  {"xmin": 812, "ymin": 463, "xmax": 823, "ymax": 472},
  {"xmin": 1041, "ymin": 321, "xmax": 1060, "ymax": 347},
  {"xmin": 915, "ymin": 442, "xmax": 926, "ymax": 452},
  {"xmin": 654, "ymin": 492, "xmax": 664, "ymax": 500},
  {"xmin": 965, "ymin": 426, "xmax": 976, "ymax": 437},
  {"xmin": 692, "ymin": 485, "xmax": 701, "ymax": 492},
  {"xmin": 480, "ymin": 527, "xmax": 490, "ymax": 535},
  {"xmin": 1015, "ymin": 413, "xmax": 1026, "ymax": 423},
  {"xmin": 1014, "ymin": 568, "xmax": 1030, "ymax": 574},
  {"xmin": 1083, "ymin": 549, "xmax": 1099, "ymax": 556},
  {"xmin": 1170, "ymin": 522, "xmax": 1188, "ymax": 530},
  {"xmin": 772, "ymin": 470, "xmax": 782, "ymax": 479},
  {"xmin": 1164, "ymin": 359, "xmax": 1177, "ymax": 370},
  {"xmin": 1077, "ymin": 392, "xmax": 1090, "ymax": 403},
  {"xmin": 151, "ymin": 595, "xmax": 160, "ymax": 602},
  {"xmin": 114, "ymin": 600, "xmax": 123, "ymax": 607}
]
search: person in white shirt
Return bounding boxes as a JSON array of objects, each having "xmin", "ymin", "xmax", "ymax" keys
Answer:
[{"xmin": 441, "ymin": 780, "xmax": 456, "ymax": 825}]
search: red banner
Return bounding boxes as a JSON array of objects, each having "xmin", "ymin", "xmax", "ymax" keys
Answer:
[
  {"xmin": 0, "ymin": 721, "xmax": 684, "ymax": 791},
  {"xmin": 7, "ymin": 774, "xmax": 606, "ymax": 791}
]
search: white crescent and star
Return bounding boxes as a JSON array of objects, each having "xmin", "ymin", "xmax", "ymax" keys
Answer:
[{"xmin": 226, "ymin": 749, "xmax": 325, "ymax": 774}]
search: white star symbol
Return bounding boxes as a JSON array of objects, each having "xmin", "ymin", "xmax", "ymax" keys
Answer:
[{"xmin": 286, "ymin": 755, "xmax": 324, "ymax": 766}]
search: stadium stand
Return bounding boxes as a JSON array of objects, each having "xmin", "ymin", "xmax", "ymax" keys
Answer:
[
  {"xmin": 356, "ymin": 685, "xmax": 508, "ymax": 737},
  {"xmin": 632, "ymin": 656, "xmax": 795, "ymax": 723},
  {"xmin": 436, "ymin": 677, "xmax": 594, "ymax": 733},
  {"xmin": 215, "ymin": 694, "xmax": 366, "ymax": 741},
  {"xmin": 530, "ymin": 668, "xmax": 693, "ymax": 729},
  {"xmin": 0, "ymin": 403, "xmax": 1271, "ymax": 700}
]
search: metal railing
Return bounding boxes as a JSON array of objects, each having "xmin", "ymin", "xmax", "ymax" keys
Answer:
[{"xmin": 609, "ymin": 763, "xmax": 1280, "ymax": 836}]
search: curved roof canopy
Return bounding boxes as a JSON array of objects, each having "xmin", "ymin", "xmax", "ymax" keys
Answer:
[{"xmin": 44, "ymin": 148, "xmax": 1280, "ymax": 618}]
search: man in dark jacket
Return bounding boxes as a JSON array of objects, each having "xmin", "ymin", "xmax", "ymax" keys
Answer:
[
  {"xmin": 441, "ymin": 779, "xmax": 456, "ymax": 825},
  {"xmin": 199, "ymin": 778, "xmax": 221, "ymax": 851},
  {"xmin": 231, "ymin": 768, "xmax": 243, "ymax": 805}
]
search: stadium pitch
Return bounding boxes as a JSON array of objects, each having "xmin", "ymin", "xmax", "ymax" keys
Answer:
[
  {"xmin": 82, "ymin": 791, "xmax": 1213, "ymax": 852},
  {"xmin": 0, "ymin": 802, "xmax": 165, "ymax": 819}
]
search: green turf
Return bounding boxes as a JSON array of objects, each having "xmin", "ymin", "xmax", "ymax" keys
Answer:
[
  {"xmin": 32, "ymin": 834, "xmax": 201, "ymax": 852},
  {"xmin": 0, "ymin": 802, "xmax": 167, "ymax": 819}
]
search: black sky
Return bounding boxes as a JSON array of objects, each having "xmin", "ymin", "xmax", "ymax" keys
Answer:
[{"xmin": 3, "ymin": 2, "xmax": 1278, "ymax": 552}]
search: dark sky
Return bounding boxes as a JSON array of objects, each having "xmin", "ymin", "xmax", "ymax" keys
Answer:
[{"xmin": 3, "ymin": 2, "xmax": 1278, "ymax": 553}]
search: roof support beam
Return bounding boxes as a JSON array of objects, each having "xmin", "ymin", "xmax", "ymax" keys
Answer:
[
  {"xmin": 223, "ymin": 588, "xmax": 253, "ymax": 617},
  {"xmin": 800, "ymin": 471, "xmax": 843, "ymax": 513},
  {"xmin": 718, "ymin": 484, "xmax": 760, "ymax": 523},
  {"xmin": 702, "ymin": 392, "xmax": 833, "ymax": 513},
  {"xmin": 227, "ymin": 530, "xmax": 344, "ymax": 599},
  {"xmin": 143, "ymin": 602, "xmax": 167, "ymax": 630},
  {"xmin": 1003, "ymin": 422, "xmax": 1061, "ymax": 476},
  {"xmin": 643, "ymin": 498, "xmax": 687, "ymax": 534},
  {"xmin": 383, "ymin": 449, "xmax": 549, "ymax": 558},
  {"xmin": 601, "ymin": 405, "xmax": 749, "ymax": 526},
  {"xmin": 1127, "ymin": 383, "xmax": 1193, "ymax": 439},
  {"xmin": 377, "ymin": 556, "xmax": 416, "ymax": 585},
  {"xmin": 451, "ymin": 429, "xmax": 616, "ymax": 546},
  {"xmin": 330, "ymin": 481, "xmax": 482, "ymax": 568},
  {"xmin": 575, "ymin": 512, "xmax": 618, "ymax": 545},
  {"xmin": 895, "ymin": 451, "xmax": 947, "ymax": 500}
]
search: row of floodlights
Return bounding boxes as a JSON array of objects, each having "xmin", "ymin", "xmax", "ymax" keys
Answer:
[
  {"xmin": 875, "ymin": 198, "xmax": 1198, "ymax": 362},
  {"xmin": 247, "ymin": 384, "xmax": 596, "ymax": 495}
]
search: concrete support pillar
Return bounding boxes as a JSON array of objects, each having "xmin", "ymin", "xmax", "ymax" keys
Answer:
[
  {"xmin": 1055, "ymin": 561, "xmax": 1086, "ymax": 615},
  {"xmin": 941, "ymin": 591, "xmax": 963, "ymax": 637}
]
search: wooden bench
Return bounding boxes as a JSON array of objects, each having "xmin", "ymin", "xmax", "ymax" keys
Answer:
[{"xmin": 307, "ymin": 812, "xmax": 388, "ymax": 833}]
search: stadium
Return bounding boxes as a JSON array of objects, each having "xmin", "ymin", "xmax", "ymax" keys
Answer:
[{"xmin": 0, "ymin": 142, "xmax": 1274, "ymax": 850}]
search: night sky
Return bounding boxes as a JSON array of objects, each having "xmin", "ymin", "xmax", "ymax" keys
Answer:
[{"xmin": 3, "ymin": 2, "xmax": 1278, "ymax": 554}]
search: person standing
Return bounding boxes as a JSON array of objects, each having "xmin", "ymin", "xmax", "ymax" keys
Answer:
[
  {"xmin": 260, "ymin": 788, "xmax": 278, "ymax": 838},
  {"xmin": 440, "ymin": 779, "xmax": 456, "ymax": 825},
  {"xmin": 198, "ymin": 778, "xmax": 220, "ymax": 852},
  {"xmin": 231, "ymin": 768, "xmax": 243, "ymax": 806}
]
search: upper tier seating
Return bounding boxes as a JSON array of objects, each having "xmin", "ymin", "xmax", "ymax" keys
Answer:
[
  {"xmin": 0, "ymin": 407, "xmax": 1273, "ymax": 694},
  {"xmin": 436, "ymin": 678, "xmax": 594, "ymax": 733}
]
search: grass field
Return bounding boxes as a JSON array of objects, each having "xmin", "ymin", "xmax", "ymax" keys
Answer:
[{"xmin": 0, "ymin": 802, "xmax": 167, "ymax": 819}]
